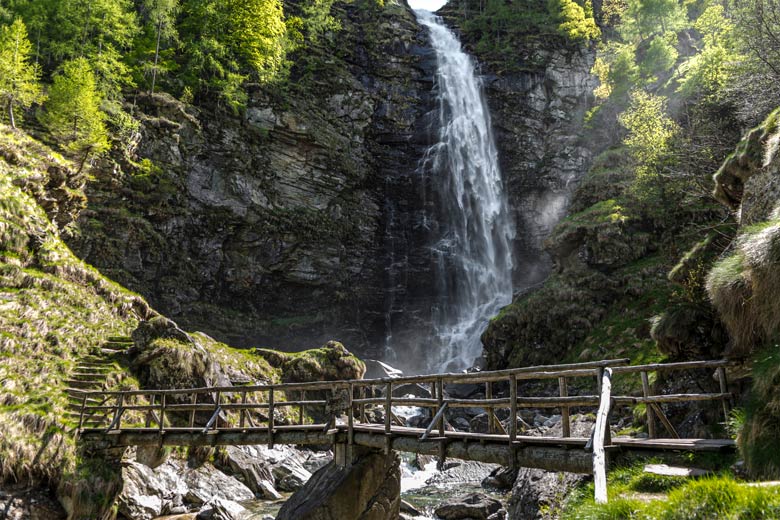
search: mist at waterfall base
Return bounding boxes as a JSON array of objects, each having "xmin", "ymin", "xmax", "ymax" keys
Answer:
[{"xmin": 383, "ymin": 10, "xmax": 515, "ymax": 374}]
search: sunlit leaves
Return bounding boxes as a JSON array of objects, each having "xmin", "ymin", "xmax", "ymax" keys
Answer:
[{"xmin": 0, "ymin": 19, "xmax": 45, "ymax": 128}]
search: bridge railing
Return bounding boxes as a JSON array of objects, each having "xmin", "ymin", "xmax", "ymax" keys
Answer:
[{"xmin": 74, "ymin": 358, "xmax": 734, "ymax": 451}]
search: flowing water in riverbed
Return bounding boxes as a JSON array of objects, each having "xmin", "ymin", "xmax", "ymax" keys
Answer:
[{"xmin": 414, "ymin": 10, "xmax": 515, "ymax": 372}]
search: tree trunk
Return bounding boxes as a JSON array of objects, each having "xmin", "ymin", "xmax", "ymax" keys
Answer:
[
  {"xmin": 8, "ymin": 101, "xmax": 16, "ymax": 130},
  {"xmin": 151, "ymin": 18, "xmax": 163, "ymax": 95}
]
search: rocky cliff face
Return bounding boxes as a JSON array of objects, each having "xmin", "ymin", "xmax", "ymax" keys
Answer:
[
  {"xmin": 484, "ymin": 50, "xmax": 599, "ymax": 287},
  {"xmin": 70, "ymin": 0, "xmax": 600, "ymax": 369},
  {"xmin": 71, "ymin": 0, "xmax": 439, "ymax": 364}
]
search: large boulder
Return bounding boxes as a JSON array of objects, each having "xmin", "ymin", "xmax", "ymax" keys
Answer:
[
  {"xmin": 507, "ymin": 468, "xmax": 586, "ymax": 520},
  {"xmin": 117, "ymin": 459, "xmax": 254, "ymax": 520},
  {"xmin": 217, "ymin": 446, "xmax": 279, "ymax": 499},
  {"xmin": 257, "ymin": 341, "xmax": 366, "ymax": 383},
  {"xmin": 434, "ymin": 493, "xmax": 505, "ymax": 520},
  {"xmin": 275, "ymin": 448, "xmax": 400, "ymax": 520}
]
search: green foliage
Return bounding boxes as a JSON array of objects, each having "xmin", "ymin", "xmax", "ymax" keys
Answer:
[
  {"xmin": 39, "ymin": 58, "xmax": 109, "ymax": 159},
  {"xmin": 548, "ymin": 0, "xmax": 601, "ymax": 41},
  {"xmin": 0, "ymin": 19, "xmax": 45, "ymax": 129},
  {"xmin": 621, "ymin": 0, "xmax": 688, "ymax": 39},
  {"xmin": 740, "ymin": 345, "xmax": 780, "ymax": 478},
  {"xmin": 178, "ymin": 0, "xmax": 288, "ymax": 110},
  {"xmin": 619, "ymin": 90, "xmax": 679, "ymax": 201},
  {"xmin": 639, "ymin": 34, "xmax": 678, "ymax": 78},
  {"xmin": 135, "ymin": 0, "xmax": 180, "ymax": 94},
  {"xmin": 678, "ymin": 4, "xmax": 739, "ymax": 99}
]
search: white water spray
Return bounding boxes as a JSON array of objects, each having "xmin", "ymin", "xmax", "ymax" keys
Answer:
[{"xmin": 415, "ymin": 10, "xmax": 515, "ymax": 372}]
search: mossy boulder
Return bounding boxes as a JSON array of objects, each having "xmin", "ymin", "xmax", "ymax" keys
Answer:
[
  {"xmin": 131, "ymin": 319, "xmax": 276, "ymax": 389},
  {"xmin": 257, "ymin": 341, "xmax": 366, "ymax": 383},
  {"xmin": 713, "ymin": 108, "xmax": 780, "ymax": 210}
]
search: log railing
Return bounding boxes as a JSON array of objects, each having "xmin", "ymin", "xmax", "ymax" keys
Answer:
[{"xmin": 74, "ymin": 358, "xmax": 735, "ymax": 502}]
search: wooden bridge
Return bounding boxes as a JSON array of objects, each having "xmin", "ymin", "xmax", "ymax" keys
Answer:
[{"xmin": 74, "ymin": 358, "xmax": 737, "ymax": 503}]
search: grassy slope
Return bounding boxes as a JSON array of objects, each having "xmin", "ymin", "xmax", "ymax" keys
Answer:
[{"xmin": 0, "ymin": 126, "xmax": 151, "ymax": 485}]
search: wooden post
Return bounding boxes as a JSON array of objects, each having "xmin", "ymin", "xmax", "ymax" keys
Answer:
[
  {"xmin": 299, "ymin": 390, "xmax": 305, "ymax": 426},
  {"xmin": 348, "ymin": 383, "xmax": 354, "ymax": 465},
  {"xmin": 78, "ymin": 394, "xmax": 87, "ymax": 431},
  {"xmin": 359, "ymin": 386, "xmax": 366, "ymax": 424},
  {"xmin": 112, "ymin": 393, "xmax": 125, "ymax": 430},
  {"xmin": 641, "ymin": 371, "xmax": 656, "ymax": 439},
  {"xmin": 240, "ymin": 391, "xmax": 247, "ymax": 429},
  {"xmin": 385, "ymin": 382, "xmax": 392, "ymax": 434},
  {"xmin": 717, "ymin": 367, "xmax": 730, "ymax": 422},
  {"xmin": 559, "ymin": 377, "xmax": 570, "ymax": 438},
  {"xmin": 189, "ymin": 393, "xmax": 197, "ymax": 428},
  {"xmin": 486, "ymin": 382, "xmax": 494, "ymax": 434},
  {"xmin": 146, "ymin": 394, "xmax": 155, "ymax": 428},
  {"xmin": 159, "ymin": 394, "xmax": 166, "ymax": 434},
  {"xmin": 593, "ymin": 367, "xmax": 613, "ymax": 504},
  {"xmin": 437, "ymin": 377, "xmax": 446, "ymax": 469},
  {"xmin": 509, "ymin": 375, "xmax": 517, "ymax": 444},
  {"xmin": 268, "ymin": 387, "xmax": 275, "ymax": 448}
]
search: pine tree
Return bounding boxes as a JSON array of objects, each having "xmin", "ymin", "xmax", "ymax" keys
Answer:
[
  {"xmin": 39, "ymin": 58, "xmax": 109, "ymax": 169},
  {"xmin": 0, "ymin": 19, "xmax": 44, "ymax": 129},
  {"xmin": 142, "ymin": 0, "xmax": 179, "ymax": 94}
]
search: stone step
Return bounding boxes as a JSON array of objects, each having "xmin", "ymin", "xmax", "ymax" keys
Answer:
[
  {"xmin": 104, "ymin": 340, "xmax": 133, "ymax": 349},
  {"xmin": 106, "ymin": 336, "xmax": 132, "ymax": 343},
  {"xmin": 100, "ymin": 348, "xmax": 127, "ymax": 355},
  {"xmin": 64, "ymin": 379, "xmax": 103, "ymax": 389},
  {"xmin": 75, "ymin": 363, "xmax": 114, "ymax": 369},
  {"xmin": 79, "ymin": 356, "xmax": 115, "ymax": 363},
  {"xmin": 70, "ymin": 372, "xmax": 108, "ymax": 380}
]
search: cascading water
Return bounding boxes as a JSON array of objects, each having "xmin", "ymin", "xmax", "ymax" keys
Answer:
[{"xmin": 415, "ymin": 10, "xmax": 515, "ymax": 372}]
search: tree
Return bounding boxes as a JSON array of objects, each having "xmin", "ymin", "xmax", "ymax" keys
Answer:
[
  {"xmin": 141, "ymin": 0, "xmax": 179, "ymax": 94},
  {"xmin": 619, "ymin": 90, "xmax": 679, "ymax": 201},
  {"xmin": 638, "ymin": 33, "xmax": 678, "ymax": 78},
  {"xmin": 621, "ymin": 0, "xmax": 687, "ymax": 40},
  {"xmin": 548, "ymin": 0, "xmax": 601, "ymax": 42},
  {"xmin": 39, "ymin": 58, "xmax": 109, "ymax": 169},
  {"xmin": 178, "ymin": 0, "xmax": 288, "ymax": 110},
  {"xmin": 0, "ymin": 19, "xmax": 44, "ymax": 128}
]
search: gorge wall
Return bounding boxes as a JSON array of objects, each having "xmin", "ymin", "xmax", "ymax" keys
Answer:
[{"xmin": 70, "ymin": 0, "xmax": 598, "ymax": 371}]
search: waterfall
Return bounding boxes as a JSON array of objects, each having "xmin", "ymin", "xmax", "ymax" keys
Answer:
[{"xmin": 415, "ymin": 10, "xmax": 515, "ymax": 372}]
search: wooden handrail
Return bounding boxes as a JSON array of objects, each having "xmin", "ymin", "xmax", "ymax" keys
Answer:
[{"xmin": 75, "ymin": 357, "xmax": 738, "ymax": 506}]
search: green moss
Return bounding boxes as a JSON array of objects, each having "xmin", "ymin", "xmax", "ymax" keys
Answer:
[{"xmin": 707, "ymin": 252, "xmax": 748, "ymax": 293}]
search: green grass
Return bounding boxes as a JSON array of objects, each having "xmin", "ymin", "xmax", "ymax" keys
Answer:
[{"xmin": 563, "ymin": 463, "xmax": 780, "ymax": 520}]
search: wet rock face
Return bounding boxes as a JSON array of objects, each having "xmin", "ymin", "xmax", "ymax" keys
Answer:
[
  {"xmin": 484, "ymin": 49, "xmax": 598, "ymax": 288},
  {"xmin": 70, "ymin": 1, "xmax": 438, "ymax": 362}
]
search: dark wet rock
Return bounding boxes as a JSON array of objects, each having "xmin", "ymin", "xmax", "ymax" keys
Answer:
[
  {"xmin": 435, "ymin": 493, "xmax": 504, "ymax": 520},
  {"xmin": 445, "ymin": 383, "xmax": 484, "ymax": 399},
  {"xmin": 393, "ymin": 383, "xmax": 431, "ymax": 398},
  {"xmin": 400, "ymin": 499, "xmax": 422, "ymax": 516},
  {"xmin": 217, "ymin": 446, "xmax": 278, "ymax": 499},
  {"xmin": 482, "ymin": 467, "xmax": 519, "ymax": 491},
  {"xmin": 363, "ymin": 359, "xmax": 403, "ymax": 380}
]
